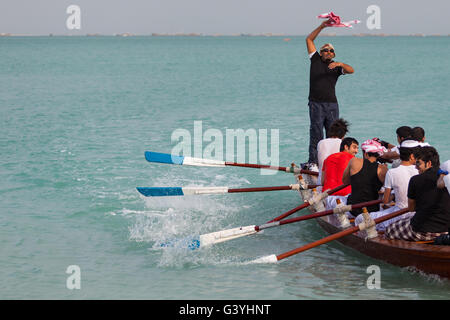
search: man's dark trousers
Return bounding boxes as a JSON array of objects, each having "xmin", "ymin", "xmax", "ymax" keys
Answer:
[{"xmin": 308, "ymin": 100, "xmax": 339, "ymax": 164}]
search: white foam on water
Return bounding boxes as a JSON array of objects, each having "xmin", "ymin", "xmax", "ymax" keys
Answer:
[
  {"xmin": 403, "ymin": 266, "xmax": 446, "ymax": 284},
  {"xmin": 128, "ymin": 172, "xmax": 250, "ymax": 267}
]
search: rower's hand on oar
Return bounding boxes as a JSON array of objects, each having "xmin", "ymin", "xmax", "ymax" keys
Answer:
[{"xmin": 382, "ymin": 202, "xmax": 394, "ymax": 210}]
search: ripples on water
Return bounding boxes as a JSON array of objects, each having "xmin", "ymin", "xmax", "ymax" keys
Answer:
[{"xmin": 1, "ymin": 36, "xmax": 449, "ymax": 299}]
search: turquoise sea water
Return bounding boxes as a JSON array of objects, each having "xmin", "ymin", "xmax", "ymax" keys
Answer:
[{"xmin": 1, "ymin": 36, "xmax": 449, "ymax": 300}]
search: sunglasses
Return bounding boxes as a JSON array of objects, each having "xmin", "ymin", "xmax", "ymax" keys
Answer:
[{"xmin": 321, "ymin": 48, "xmax": 335, "ymax": 53}]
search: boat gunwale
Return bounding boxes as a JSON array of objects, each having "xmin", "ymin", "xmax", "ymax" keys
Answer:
[{"xmin": 296, "ymin": 173, "xmax": 450, "ymax": 278}]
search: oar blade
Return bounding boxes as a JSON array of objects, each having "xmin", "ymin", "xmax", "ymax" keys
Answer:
[
  {"xmin": 250, "ymin": 254, "xmax": 278, "ymax": 264},
  {"xmin": 159, "ymin": 225, "xmax": 257, "ymax": 250},
  {"xmin": 137, "ymin": 187, "xmax": 184, "ymax": 197},
  {"xmin": 199, "ymin": 225, "xmax": 258, "ymax": 247},
  {"xmin": 137, "ymin": 186, "xmax": 229, "ymax": 197},
  {"xmin": 145, "ymin": 151, "xmax": 184, "ymax": 165},
  {"xmin": 160, "ymin": 237, "xmax": 201, "ymax": 250}
]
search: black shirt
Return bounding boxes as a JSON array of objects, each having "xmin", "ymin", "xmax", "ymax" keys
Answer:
[
  {"xmin": 409, "ymin": 167, "xmax": 450, "ymax": 233},
  {"xmin": 347, "ymin": 159, "xmax": 383, "ymax": 216},
  {"xmin": 308, "ymin": 51, "xmax": 343, "ymax": 103}
]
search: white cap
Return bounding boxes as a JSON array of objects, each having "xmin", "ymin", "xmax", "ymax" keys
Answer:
[
  {"xmin": 320, "ymin": 43, "xmax": 335, "ymax": 51},
  {"xmin": 400, "ymin": 140, "xmax": 420, "ymax": 148}
]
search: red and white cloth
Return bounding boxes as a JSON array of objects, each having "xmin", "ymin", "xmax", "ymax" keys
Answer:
[
  {"xmin": 361, "ymin": 139, "xmax": 387, "ymax": 156},
  {"xmin": 318, "ymin": 12, "xmax": 361, "ymax": 28}
]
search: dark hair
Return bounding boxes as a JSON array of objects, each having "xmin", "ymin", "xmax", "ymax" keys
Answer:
[
  {"xmin": 327, "ymin": 118, "xmax": 350, "ymax": 139},
  {"xmin": 415, "ymin": 146, "xmax": 440, "ymax": 168},
  {"xmin": 366, "ymin": 152, "xmax": 380, "ymax": 158},
  {"xmin": 396, "ymin": 126, "xmax": 412, "ymax": 141},
  {"xmin": 411, "ymin": 127, "xmax": 425, "ymax": 142},
  {"xmin": 399, "ymin": 146, "xmax": 418, "ymax": 161},
  {"xmin": 340, "ymin": 137, "xmax": 358, "ymax": 152}
]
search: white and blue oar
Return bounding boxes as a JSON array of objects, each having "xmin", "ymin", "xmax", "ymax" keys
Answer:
[
  {"xmin": 164, "ymin": 225, "xmax": 260, "ymax": 250},
  {"xmin": 167, "ymin": 198, "xmax": 381, "ymax": 250},
  {"xmin": 159, "ymin": 184, "xmax": 350, "ymax": 250},
  {"xmin": 136, "ymin": 184, "xmax": 319, "ymax": 197},
  {"xmin": 145, "ymin": 151, "xmax": 318, "ymax": 176}
]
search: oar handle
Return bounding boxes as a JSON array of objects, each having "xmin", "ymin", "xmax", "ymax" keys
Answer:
[
  {"xmin": 325, "ymin": 184, "xmax": 350, "ymax": 196},
  {"xmin": 229, "ymin": 186, "xmax": 291, "ymax": 193},
  {"xmin": 267, "ymin": 202, "xmax": 310, "ymax": 223},
  {"xmin": 225, "ymin": 162, "xmax": 319, "ymax": 176},
  {"xmin": 266, "ymin": 183, "xmax": 350, "ymax": 223},
  {"xmin": 256, "ymin": 199, "xmax": 383, "ymax": 231},
  {"xmin": 276, "ymin": 207, "xmax": 409, "ymax": 261},
  {"xmin": 228, "ymin": 184, "xmax": 320, "ymax": 193}
]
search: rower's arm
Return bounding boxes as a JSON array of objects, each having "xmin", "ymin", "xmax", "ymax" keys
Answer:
[
  {"xmin": 342, "ymin": 160, "xmax": 352, "ymax": 185},
  {"xmin": 437, "ymin": 174, "xmax": 446, "ymax": 188},
  {"xmin": 382, "ymin": 188, "xmax": 392, "ymax": 208},
  {"xmin": 306, "ymin": 21, "xmax": 328, "ymax": 55},
  {"xmin": 408, "ymin": 198, "xmax": 416, "ymax": 212},
  {"xmin": 380, "ymin": 150, "xmax": 400, "ymax": 160},
  {"xmin": 378, "ymin": 164, "xmax": 388, "ymax": 184}
]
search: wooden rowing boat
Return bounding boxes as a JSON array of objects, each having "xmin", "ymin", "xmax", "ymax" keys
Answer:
[{"xmin": 296, "ymin": 173, "xmax": 450, "ymax": 279}]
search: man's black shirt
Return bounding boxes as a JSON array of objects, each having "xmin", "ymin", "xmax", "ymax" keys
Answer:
[
  {"xmin": 409, "ymin": 167, "xmax": 450, "ymax": 233},
  {"xmin": 308, "ymin": 51, "xmax": 343, "ymax": 103}
]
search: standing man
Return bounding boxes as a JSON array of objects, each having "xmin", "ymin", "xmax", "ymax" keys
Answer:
[{"xmin": 303, "ymin": 20, "xmax": 354, "ymax": 171}]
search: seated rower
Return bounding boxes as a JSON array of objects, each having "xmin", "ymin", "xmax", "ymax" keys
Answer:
[
  {"xmin": 342, "ymin": 139, "xmax": 388, "ymax": 217},
  {"xmin": 317, "ymin": 118, "xmax": 350, "ymax": 184},
  {"xmin": 321, "ymin": 137, "xmax": 358, "ymax": 209},
  {"xmin": 435, "ymin": 160, "xmax": 450, "ymax": 245},
  {"xmin": 354, "ymin": 140, "xmax": 419, "ymax": 231},
  {"xmin": 380, "ymin": 126, "xmax": 412, "ymax": 167},
  {"xmin": 411, "ymin": 126, "xmax": 426, "ymax": 143},
  {"xmin": 385, "ymin": 147, "xmax": 450, "ymax": 241}
]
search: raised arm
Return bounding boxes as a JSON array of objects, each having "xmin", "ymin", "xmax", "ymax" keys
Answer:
[{"xmin": 306, "ymin": 21, "xmax": 328, "ymax": 55}]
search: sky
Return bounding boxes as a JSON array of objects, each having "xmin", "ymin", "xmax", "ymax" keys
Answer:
[{"xmin": 1, "ymin": 0, "xmax": 449, "ymax": 35}]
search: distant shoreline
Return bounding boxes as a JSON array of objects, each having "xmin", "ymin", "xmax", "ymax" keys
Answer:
[{"xmin": 1, "ymin": 32, "xmax": 449, "ymax": 37}]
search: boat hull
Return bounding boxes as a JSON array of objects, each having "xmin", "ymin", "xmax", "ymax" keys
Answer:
[
  {"xmin": 297, "ymin": 173, "xmax": 450, "ymax": 279},
  {"xmin": 316, "ymin": 215, "xmax": 450, "ymax": 278}
]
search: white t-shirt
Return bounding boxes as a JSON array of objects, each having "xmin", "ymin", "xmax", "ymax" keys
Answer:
[
  {"xmin": 317, "ymin": 138, "xmax": 341, "ymax": 182},
  {"xmin": 441, "ymin": 160, "xmax": 450, "ymax": 172},
  {"xmin": 384, "ymin": 164, "xmax": 419, "ymax": 209},
  {"xmin": 390, "ymin": 145, "xmax": 401, "ymax": 168}
]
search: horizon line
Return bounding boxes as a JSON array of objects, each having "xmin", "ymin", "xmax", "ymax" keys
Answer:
[{"xmin": 1, "ymin": 32, "xmax": 449, "ymax": 37}]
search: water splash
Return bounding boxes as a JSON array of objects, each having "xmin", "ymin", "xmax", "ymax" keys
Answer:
[{"xmin": 128, "ymin": 172, "xmax": 249, "ymax": 267}]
